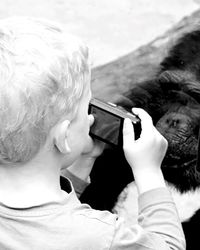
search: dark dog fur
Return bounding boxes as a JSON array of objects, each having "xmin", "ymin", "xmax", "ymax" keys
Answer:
[{"xmin": 80, "ymin": 30, "xmax": 200, "ymax": 250}]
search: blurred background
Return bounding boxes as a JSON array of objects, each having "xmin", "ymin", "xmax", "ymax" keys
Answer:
[{"xmin": 0, "ymin": 0, "xmax": 199, "ymax": 67}]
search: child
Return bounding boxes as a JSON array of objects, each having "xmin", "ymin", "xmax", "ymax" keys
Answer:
[{"xmin": 0, "ymin": 16, "xmax": 185, "ymax": 250}]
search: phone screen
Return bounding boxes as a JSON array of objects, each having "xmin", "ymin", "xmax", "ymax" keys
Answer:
[{"xmin": 89, "ymin": 105, "xmax": 123, "ymax": 146}]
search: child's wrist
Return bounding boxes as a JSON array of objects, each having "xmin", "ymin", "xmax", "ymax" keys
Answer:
[{"xmin": 133, "ymin": 167, "xmax": 166, "ymax": 194}]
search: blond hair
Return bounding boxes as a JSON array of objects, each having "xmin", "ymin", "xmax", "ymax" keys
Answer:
[{"xmin": 0, "ymin": 17, "xmax": 90, "ymax": 164}]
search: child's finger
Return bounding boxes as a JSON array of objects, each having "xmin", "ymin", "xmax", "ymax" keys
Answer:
[
  {"xmin": 88, "ymin": 114, "xmax": 95, "ymax": 127},
  {"xmin": 132, "ymin": 108, "xmax": 153, "ymax": 137},
  {"xmin": 123, "ymin": 118, "xmax": 135, "ymax": 146}
]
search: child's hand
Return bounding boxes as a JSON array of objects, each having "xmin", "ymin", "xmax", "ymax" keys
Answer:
[{"xmin": 123, "ymin": 108, "xmax": 168, "ymax": 193}]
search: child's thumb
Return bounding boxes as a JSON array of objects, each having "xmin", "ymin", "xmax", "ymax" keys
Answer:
[{"xmin": 88, "ymin": 114, "xmax": 95, "ymax": 127}]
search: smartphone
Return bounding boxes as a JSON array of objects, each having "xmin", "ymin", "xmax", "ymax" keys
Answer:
[{"xmin": 88, "ymin": 98, "xmax": 141, "ymax": 147}]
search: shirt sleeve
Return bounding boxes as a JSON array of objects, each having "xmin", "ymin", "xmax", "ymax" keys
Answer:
[{"xmin": 110, "ymin": 187, "xmax": 186, "ymax": 250}]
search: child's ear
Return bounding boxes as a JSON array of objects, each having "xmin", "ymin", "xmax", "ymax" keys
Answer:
[{"xmin": 54, "ymin": 120, "xmax": 71, "ymax": 154}]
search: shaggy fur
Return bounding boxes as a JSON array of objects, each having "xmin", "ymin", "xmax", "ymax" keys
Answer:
[{"xmin": 80, "ymin": 30, "xmax": 200, "ymax": 250}]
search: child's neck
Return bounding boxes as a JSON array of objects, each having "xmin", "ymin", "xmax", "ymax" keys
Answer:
[{"xmin": 0, "ymin": 158, "xmax": 65, "ymax": 208}]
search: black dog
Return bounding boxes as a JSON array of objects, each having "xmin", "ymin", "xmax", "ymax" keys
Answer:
[{"xmin": 80, "ymin": 30, "xmax": 200, "ymax": 250}]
